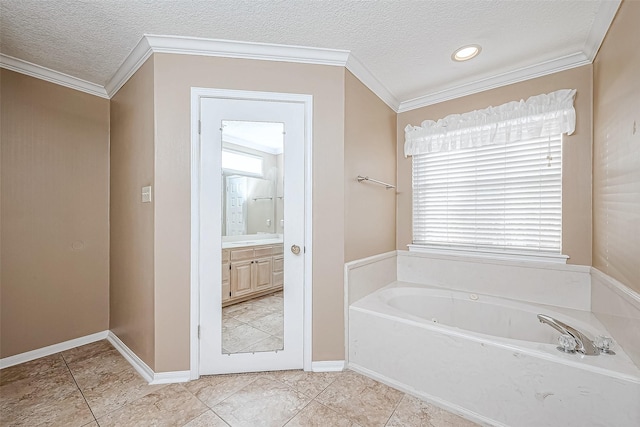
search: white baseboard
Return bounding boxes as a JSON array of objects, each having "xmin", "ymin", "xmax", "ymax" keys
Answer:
[
  {"xmin": 348, "ymin": 362, "xmax": 504, "ymax": 427},
  {"xmin": 107, "ymin": 331, "xmax": 190, "ymax": 384},
  {"xmin": 0, "ymin": 330, "xmax": 109, "ymax": 369},
  {"xmin": 311, "ymin": 360, "xmax": 345, "ymax": 372},
  {"xmin": 106, "ymin": 331, "xmax": 154, "ymax": 383},
  {"xmin": 151, "ymin": 370, "xmax": 191, "ymax": 385}
]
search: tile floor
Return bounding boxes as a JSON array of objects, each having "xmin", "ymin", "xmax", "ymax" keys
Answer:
[
  {"xmin": 0, "ymin": 340, "xmax": 481, "ymax": 426},
  {"xmin": 222, "ymin": 291, "xmax": 284, "ymax": 354}
]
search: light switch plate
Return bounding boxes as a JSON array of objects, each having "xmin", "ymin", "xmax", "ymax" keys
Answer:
[{"xmin": 141, "ymin": 185, "xmax": 152, "ymax": 203}]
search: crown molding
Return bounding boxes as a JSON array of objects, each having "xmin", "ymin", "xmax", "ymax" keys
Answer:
[
  {"xmin": 0, "ymin": 54, "xmax": 108, "ymax": 98},
  {"xmin": 346, "ymin": 54, "xmax": 400, "ymax": 112},
  {"xmin": 105, "ymin": 34, "xmax": 352, "ymax": 98},
  {"xmin": 583, "ymin": 0, "xmax": 621, "ymax": 61},
  {"xmin": 145, "ymin": 34, "xmax": 351, "ymax": 66},
  {"xmin": 105, "ymin": 36, "xmax": 153, "ymax": 98},
  {"xmin": 397, "ymin": 51, "xmax": 591, "ymax": 113}
]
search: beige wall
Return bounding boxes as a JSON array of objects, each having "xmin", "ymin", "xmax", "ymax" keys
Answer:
[
  {"xmin": 397, "ymin": 65, "xmax": 593, "ymax": 266},
  {"xmin": 0, "ymin": 70, "xmax": 110, "ymax": 358},
  {"xmin": 153, "ymin": 54, "xmax": 345, "ymax": 371},
  {"xmin": 593, "ymin": 0, "xmax": 640, "ymax": 293},
  {"xmin": 344, "ymin": 71, "xmax": 397, "ymax": 262},
  {"xmin": 109, "ymin": 58, "xmax": 156, "ymax": 368}
]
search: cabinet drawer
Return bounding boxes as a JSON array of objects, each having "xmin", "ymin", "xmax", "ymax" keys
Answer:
[
  {"xmin": 222, "ymin": 249, "xmax": 230, "ymax": 263},
  {"xmin": 254, "ymin": 246, "xmax": 273, "ymax": 258},
  {"xmin": 230, "ymin": 248, "xmax": 254, "ymax": 261},
  {"xmin": 272, "ymin": 256, "xmax": 284, "ymax": 273},
  {"xmin": 272, "ymin": 244, "xmax": 284, "ymax": 256}
]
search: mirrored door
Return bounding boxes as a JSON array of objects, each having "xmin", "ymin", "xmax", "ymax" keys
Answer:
[{"xmin": 197, "ymin": 93, "xmax": 307, "ymax": 375}]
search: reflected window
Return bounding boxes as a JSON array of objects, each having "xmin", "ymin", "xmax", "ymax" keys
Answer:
[{"xmin": 222, "ymin": 149, "xmax": 263, "ymax": 177}]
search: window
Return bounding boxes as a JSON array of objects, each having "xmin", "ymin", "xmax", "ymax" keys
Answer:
[
  {"xmin": 405, "ymin": 89, "xmax": 576, "ymax": 260},
  {"xmin": 221, "ymin": 149, "xmax": 263, "ymax": 177},
  {"xmin": 412, "ymin": 135, "xmax": 562, "ymax": 254}
]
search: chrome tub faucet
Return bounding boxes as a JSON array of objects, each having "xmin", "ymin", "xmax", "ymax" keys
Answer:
[{"xmin": 537, "ymin": 314, "xmax": 601, "ymax": 355}]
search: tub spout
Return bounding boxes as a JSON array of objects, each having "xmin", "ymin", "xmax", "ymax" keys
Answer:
[{"xmin": 537, "ymin": 314, "xmax": 600, "ymax": 355}]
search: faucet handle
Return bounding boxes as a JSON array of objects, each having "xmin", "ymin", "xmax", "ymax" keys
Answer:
[
  {"xmin": 595, "ymin": 336, "xmax": 616, "ymax": 354},
  {"xmin": 557, "ymin": 334, "xmax": 578, "ymax": 353}
]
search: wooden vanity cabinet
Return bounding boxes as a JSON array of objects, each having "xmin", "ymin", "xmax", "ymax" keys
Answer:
[{"xmin": 223, "ymin": 243, "xmax": 283, "ymax": 306}]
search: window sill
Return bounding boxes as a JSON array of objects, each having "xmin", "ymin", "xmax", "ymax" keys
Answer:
[{"xmin": 407, "ymin": 245, "xmax": 569, "ymax": 264}]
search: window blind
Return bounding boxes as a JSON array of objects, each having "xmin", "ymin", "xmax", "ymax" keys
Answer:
[{"xmin": 412, "ymin": 135, "xmax": 562, "ymax": 253}]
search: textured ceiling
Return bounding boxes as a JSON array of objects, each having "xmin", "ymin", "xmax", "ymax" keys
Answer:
[{"xmin": 0, "ymin": 0, "xmax": 619, "ymax": 109}]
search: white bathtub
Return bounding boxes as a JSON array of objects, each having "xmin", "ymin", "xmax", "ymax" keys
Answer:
[{"xmin": 349, "ymin": 282, "xmax": 640, "ymax": 427}]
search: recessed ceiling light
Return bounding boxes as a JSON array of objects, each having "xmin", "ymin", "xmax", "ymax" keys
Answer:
[{"xmin": 452, "ymin": 45, "xmax": 481, "ymax": 62}]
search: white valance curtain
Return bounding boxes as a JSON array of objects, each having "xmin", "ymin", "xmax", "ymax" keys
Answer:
[{"xmin": 404, "ymin": 89, "xmax": 577, "ymax": 157}]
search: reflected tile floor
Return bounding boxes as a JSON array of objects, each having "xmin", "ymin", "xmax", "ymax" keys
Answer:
[
  {"xmin": 0, "ymin": 340, "xmax": 481, "ymax": 427},
  {"xmin": 222, "ymin": 291, "xmax": 284, "ymax": 354}
]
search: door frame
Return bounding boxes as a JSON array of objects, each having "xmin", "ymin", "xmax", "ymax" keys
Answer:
[{"xmin": 189, "ymin": 87, "xmax": 313, "ymax": 380}]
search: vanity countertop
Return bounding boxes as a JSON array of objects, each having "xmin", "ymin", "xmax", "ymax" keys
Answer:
[{"xmin": 222, "ymin": 238, "xmax": 284, "ymax": 249}]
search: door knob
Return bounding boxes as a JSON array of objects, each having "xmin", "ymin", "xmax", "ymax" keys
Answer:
[{"xmin": 291, "ymin": 244, "xmax": 301, "ymax": 255}]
